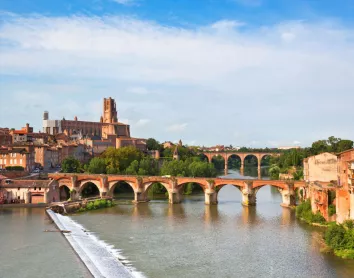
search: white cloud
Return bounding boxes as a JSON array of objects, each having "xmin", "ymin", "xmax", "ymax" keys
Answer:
[
  {"xmin": 112, "ymin": 0, "xmax": 136, "ymax": 6},
  {"xmin": 211, "ymin": 20, "xmax": 245, "ymax": 31},
  {"xmin": 293, "ymin": 140, "xmax": 301, "ymax": 145},
  {"xmin": 135, "ymin": 118, "xmax": 150, "ymax": 126},
  {"xmin": 167, "ymin": 123, "xmax": 188, "ymax": 132},
  {"xmin": 127, "ymin": 87, "xmax": 150, "ymax": 95},
  {"xmin": 0, "ymin": 13, "xmax": 353, "ymax": 146}
]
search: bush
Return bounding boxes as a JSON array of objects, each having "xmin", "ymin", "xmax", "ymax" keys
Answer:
[
  {"xmin": 344, "ymin": 220, "xmax": 354, "ymax": 229},
  {"xmin": 5, "ymin": 166, "xmax": 25, "ymax": 171},
  {"xmin": 325, "ymin": 223, "xmax": 354, "ymax": 259},
  {"xmin": 296, "ymin": 200, "xmax": 325, "ymax": 224},
  {"xmin": 328, "ymin": 204, "xmax": 336, "ymax": 217},
  {"xmin": 86, "ymin": 202, "xmax": 94, "ymax": 210}
]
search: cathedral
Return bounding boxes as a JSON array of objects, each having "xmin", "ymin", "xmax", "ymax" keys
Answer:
[{"xmin": 43, "ymin": 97, "xmax": 146, "ymax": 151}]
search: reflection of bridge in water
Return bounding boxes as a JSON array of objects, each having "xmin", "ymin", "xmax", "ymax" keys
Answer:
[
  {"xmin": 202, "ymin": 152, "xmax": 277, "ymax": 177},
  {"xmin": 49, "ymin": 173, "xmax": 306, "ymax": 207}
]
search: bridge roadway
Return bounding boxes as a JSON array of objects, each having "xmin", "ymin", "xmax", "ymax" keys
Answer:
[{"xmin": 49, "ymin": 173, "xmax": 308, "ymax": 207}]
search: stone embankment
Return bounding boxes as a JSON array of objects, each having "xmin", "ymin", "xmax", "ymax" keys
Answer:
[{"xmin": 49, "ymin": 197, "xmax": 113, "ymax": 214}]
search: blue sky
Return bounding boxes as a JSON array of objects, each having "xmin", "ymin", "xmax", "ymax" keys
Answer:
[{"xmin": 0, "ymin": 0, "xmax": 353, "ymax": 147}]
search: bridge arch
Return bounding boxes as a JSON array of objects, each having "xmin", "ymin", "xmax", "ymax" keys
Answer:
[
  {"xmin": 244, "ymin": 154, "xmax": 259, "ymax": 167},
  {"xmin": 79, "ymin": 180, "xmax": 102, "ymax": 198},
  {"xmin": 108, "ymin": 181, "xmax": 135, "ymax": 199},
  {"xmin": 59, "ymin": 185, "xmax": 71, "ymax": 201},
  {"xmin": 226, "ymin": 154, "xmax": 242, "ymax": 170},
  {"xmin": 211, "ymin": 155, "xmax": 226, "ymax": 171},
  {"xmin": 143, "ymin": 181, "xmax": 170, "ymax": 197}
]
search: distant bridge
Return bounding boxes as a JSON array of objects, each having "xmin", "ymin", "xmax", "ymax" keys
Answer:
[
  {"xmin": 49, "ymin": 173, "xmax": 306, "ymax": 207},
  {"xmin": 202, "ymin": 152, "xmax": 277, "ymax": 175}
]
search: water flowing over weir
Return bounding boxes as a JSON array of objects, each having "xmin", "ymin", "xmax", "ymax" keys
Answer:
[{"xmin": 46, "ymin": 210, "xmax": 143, "ymax": 278}]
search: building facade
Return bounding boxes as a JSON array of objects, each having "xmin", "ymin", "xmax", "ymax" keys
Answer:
[
  {"xmin": 43, "ymin": 97, "xmax": 146, "ymax": 154},
  {"xmin": 336, "ymin": 149, "xmax": 354, "ymax": 223},
  {"xmin": 0, "ymin": 148, "xmax": 35, "ymax": 172}
]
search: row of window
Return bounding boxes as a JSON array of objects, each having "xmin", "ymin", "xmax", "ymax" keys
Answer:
[{"xmin": 0, "ymin": 159, "xmax": 23, "ymax": 165}]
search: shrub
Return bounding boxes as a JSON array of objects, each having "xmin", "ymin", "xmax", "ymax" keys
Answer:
[
  {"xmin": 86, "ymin": 202, "xmax": 94, "ymax": 210},
  {"xmin": 296, "ymin": 200, "xmax": 325, "ymax": 224},
  {"xmin": 344, "ymin": 220, "xmax": 354, "ymax": 229},
  {"xmin": 328, "ymin": 204, "xmax": 336, "ymax": 217}
]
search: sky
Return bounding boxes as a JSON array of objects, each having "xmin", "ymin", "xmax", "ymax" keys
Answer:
[{"xmin": 0, "ymin": 0, "xmax": 353, "ymax": 148}]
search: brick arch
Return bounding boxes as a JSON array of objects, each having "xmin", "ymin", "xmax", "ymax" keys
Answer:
[
  {"xmin": 176, "ymin": 182, "xmax": 207, "ymax": 192},
  {"xmin": 108, "ymin": 180, "xmax": 137, "ymax": 196},
  {"xmin": 57, "ymin": 179, "xmax": 74, "ymax": 190},
  {"xmin": 142, "ymin": 181, "xmax": 171, "ymax": 194},
  {"xmin": 252, "ymin": 182, "xmax": 287, "ymax": 190},
  {"xmin": 215, "ymin": 183, "xmax": 244, "ymax": 192},
  {"xmin": 243, "ymin": 154, "xmax": 259, "ymax": 165},
  {"xmin": 226, "ymin": 153, "xmax": 242, "ymax": 164},
  {"xmin": 78, "ymin": 180, "xmax": 102, "ymax": 194}
]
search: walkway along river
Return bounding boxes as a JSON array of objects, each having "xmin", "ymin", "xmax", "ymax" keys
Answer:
[{"xmin": 1, "ymin": 168, "xmax": 354, "ymax": 277}]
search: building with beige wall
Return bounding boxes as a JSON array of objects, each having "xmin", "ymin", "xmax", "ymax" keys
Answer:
[{"xmin": 303, "ymin": 152, "xmax": 338, "ymax": 182}]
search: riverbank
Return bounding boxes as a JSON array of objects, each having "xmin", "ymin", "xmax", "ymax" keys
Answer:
[
  {"xmin": 296, "ymin": 200, "xmax": 354, "ymax": 259},
  {"xmin": 46, "ymin": 209, "xmax": 139, "ymax": 278}
]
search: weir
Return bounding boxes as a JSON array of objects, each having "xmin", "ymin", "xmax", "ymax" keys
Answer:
[{"xmin": 46, "ymin": 209, "xmax": 138, "ymax": 278}]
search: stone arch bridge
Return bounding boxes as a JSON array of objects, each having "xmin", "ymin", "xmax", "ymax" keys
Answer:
[
  {"xmin": 49, "ymin": 173, "xmax": 306, "ymax": 207},
  {"xmin": 202, "ymin": 152, "xmax": 277, "ymax": 176}
]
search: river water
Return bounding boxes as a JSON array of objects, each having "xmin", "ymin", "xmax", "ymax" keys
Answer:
[{"xmin": 1, "ymin": 168, "xmax": 354, "ymax": 277}]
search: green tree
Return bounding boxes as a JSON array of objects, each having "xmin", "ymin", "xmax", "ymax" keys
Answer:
[
  {"xmin": 138, "ymin": 157, "xmax": 159, "ymax": 176},
  {"xmin": 102, "ymin": 146, "xmax": 143, "ymax": 173},
  {"xmin": 337, "ymin": 140, "xmax": 353, "ymax": 153},
  {"xmin": 86, "ymin": 158, "xmax": 106, "ymax": 174},
  {"xmin": 146, "ymin": 138, "xmax": 161, "ymax": 151},
  {"xmin": 125, "ymin": 160, "xmax": 139, "ymax": 175},
  {"xmin": 62, "ymin": 156, "xmax": 81, "ymax": 173}
]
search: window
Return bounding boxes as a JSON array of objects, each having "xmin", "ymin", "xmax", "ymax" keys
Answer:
[
  {"xmin": 39, "ymin": 187, "xmax": 41, "ymax": 191},
  {"xmin": 14, "ymin": 159, "xmax": 17, "ymax": 164},
  {"xmin": 20, "ymin": 159, "xmax": 23, "ymax": 164},
  {"xmin": 10, "ymin": 159, "xmax": 13, "ymax": 165},
  {"xmin": 34, "ymin": 187, "xmax": 37, "ymax": 190},
  {"xmin": 18, "ymin": 187, "xmax": 20, "ymax": 191}
]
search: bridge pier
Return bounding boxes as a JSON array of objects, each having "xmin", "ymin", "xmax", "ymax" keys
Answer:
[
  {"xmin": 242, "ymin": 183, "xmax": 256, "ymax": 206},
  {"xmin": 280, "ymin": 183, "xmax": 296, "ymax": 207},
  {"xmin": 224, "ymin": 163, "xmax": 228, "ymax": 175},
  {"xmin": 169, "ymin": 191, "xmax": 183, "ymax": 204},
  {"xmin": 134, "ymin": 191, "xmax": 149, "ymax": 203},
  {"xmin": 205, "ymin": 189, "xmax": 218, "ymax": 205}
]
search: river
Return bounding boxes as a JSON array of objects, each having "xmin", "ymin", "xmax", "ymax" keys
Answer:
[{"xmin": 1, "ymin": 168, "xmax": 354, "ymax": 277}]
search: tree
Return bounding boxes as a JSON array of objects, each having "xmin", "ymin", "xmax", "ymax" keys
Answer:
[
  {"xmin": 86, "ymin": 158, "xmax": 106, "ymax": 174},
  {"xmin": 125, "ymin": 160, "xmax": 139, "ymax": 175},
  {"xmin": 337, "ymin": 140, "xmax": 353, "ymax": 153},
  {"xmin": 62, "ymin": 156, "xmax": 81, "ymax": 173},
  {"xmin": 102, "ymin": 146, "xmax": 143, "ymax": 173},
  {"xmin": 311, "ymin": 140, "xmax": 329, "ymax": 155},
  {"xmin": 146, "ymin": 138, "xmax": 161, "ymax": 151}
]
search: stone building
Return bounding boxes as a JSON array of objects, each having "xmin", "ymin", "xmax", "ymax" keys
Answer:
[
  {"xmin": 0, "ymin": 148, "xmax": 35, "ymax": 172},
  {"xmin": 43, "ymin": 97, "xmax": 146, "ymax": 153},
  {"xmin": 303, "ymin": 152, "xmax": 338, "ymax": 182},
  {"xmin": 336, "ymin": 149, "xmax": 354, "ymax": 223},
  {"xmin": 304, "ymin": 152, "xmax": 338, "ymax": 221},
  {"xmin": 0, "ymin": 128, "xmax": 12, "ymax": 146},
  {"xmin": 0, "ymin": 179, "xmax": 59, "ymax": 204}
]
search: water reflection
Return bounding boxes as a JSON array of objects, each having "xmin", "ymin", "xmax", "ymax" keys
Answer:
[{"xmin": 204, "ymin": 205, "xmax": 220, "ymax": 225}]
